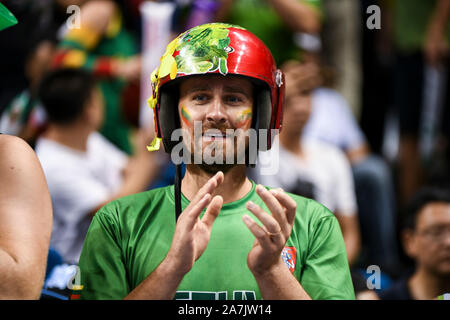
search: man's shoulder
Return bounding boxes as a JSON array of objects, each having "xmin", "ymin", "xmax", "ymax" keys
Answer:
[
  {"xmin": 96, "ymin": 185, "xmax": 174, "ymax": 221},
  {"xmin": 88, "ymin": 132, "xmax": 124, "ymax": 154},
  {"xmin": 35, "ymin": 137, "xmax": 76, "ymax": 163},
  {"xmin": 281, "ymin": 190, "xmax": 335, "ymax": 222}
]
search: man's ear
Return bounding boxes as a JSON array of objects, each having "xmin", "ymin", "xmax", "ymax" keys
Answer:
[{"xmin": 402, "ymin": 229, "xmax": 418, "ymax": 259}]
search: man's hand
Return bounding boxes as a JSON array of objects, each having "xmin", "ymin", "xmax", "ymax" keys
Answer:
[
  {"xmin": 165, "ymin": 172, "xmax": 224, "ymax": 276},
  {"xmin": 243, "ymin": 185, "xmax": 297, "ymax": 276},
  {"xmin": 113, "ymin": 55, "xmax": 142, "ymax": 82},
  {"xmin": 424, "ymin": 0, "xmax": 450, "ymax": 67},
  {"xmin": 424, "ymin": 25, "xmax": 449, "ymax": 67},
  {"xmin": 282, "ymin": 60, "xmax": 321, "ymax": 100},
  {"xmin": 125, "ymin": 171, "xmax": 224, "ymax": 299}
]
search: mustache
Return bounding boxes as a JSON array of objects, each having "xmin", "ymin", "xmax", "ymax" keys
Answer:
[{"xmin": 200, "ymin": 122, "xmax": 234, "ymax": 134}]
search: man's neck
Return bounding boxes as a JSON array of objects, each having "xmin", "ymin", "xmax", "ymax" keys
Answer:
[
  {"xmin": 409, "ymin": 268, "xmax": 450, "ymax": 300},
  {"xmin": 43, "ymin": 124, "xmax": 91, "ymax": 152},
  {"xmin": 182, "ymin": 164, "xmax": 252, "ymax": 204},
  {"xmin": 279, "ymin": 129, "xmax": 302, "ymax": 156}
]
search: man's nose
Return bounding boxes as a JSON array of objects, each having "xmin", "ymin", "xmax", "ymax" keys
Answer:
[{"xmin": 205, "ymin": 97, "xmax": 227, "ymax": 125}]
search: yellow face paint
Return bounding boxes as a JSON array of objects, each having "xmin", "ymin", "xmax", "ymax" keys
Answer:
[{"xmin": 235, "ymin": 108, "xmax": 252, "ymax": 128}]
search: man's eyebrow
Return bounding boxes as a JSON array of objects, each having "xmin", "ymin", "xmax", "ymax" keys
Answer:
[
  {"xmin": 185, "ymin": 85, "xmax": 212, "ymax": 94},
  {"xmin": 223, "ymin": 85, "xmax": 252, "ymax": 96},
  {"xmin": 183, "ymin": 83, "xmax": 252, "ymax": 96}
]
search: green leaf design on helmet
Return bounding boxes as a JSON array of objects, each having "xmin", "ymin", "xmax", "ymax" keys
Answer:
[{"xmin": 175, "ymin": 23, "xmax": 242, "ymax": 75}]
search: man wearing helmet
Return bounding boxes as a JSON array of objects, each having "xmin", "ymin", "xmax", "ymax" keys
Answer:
[{"xmin": 75, "ymin": 23, "xmax": 354, "ymax": 300}]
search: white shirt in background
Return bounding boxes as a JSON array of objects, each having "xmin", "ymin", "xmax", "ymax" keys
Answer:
[
  {"xmin": 303, "ymin": 88, "xmax": 366, "ymax": 152},
  {"xmin": 254, "ymin": 137, "xmax": 357, "ymax": 216},
  {"xmin": 36, "ymin": 132, "xmax": 128, "ymax": 264}
]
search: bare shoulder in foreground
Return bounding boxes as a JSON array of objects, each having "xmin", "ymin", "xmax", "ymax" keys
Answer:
[{"xmin": 0, "ymin": 134, "xmax": 52, "ymax": 299}]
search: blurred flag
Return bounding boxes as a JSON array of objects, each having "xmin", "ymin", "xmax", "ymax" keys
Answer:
[
  {"xmin": 0, "ymin": 2, "xmax": 17, "ymax": 31},
  {"xmin": 139, "ymin": 1, "xmax": 176, "ymax": 130}
]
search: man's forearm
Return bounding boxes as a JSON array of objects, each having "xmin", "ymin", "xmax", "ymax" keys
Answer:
[
  {"xmin": 252, "ymin": 259, "xmax": 311, "ymax": 300},
  {"xmin": 431, "ymin": 0, "xmax": 450, "ymax": 32},
  {"xmin": 268, "ymin": 0, "xmax": 321, "ymax": 33},
  {"xmin": 124, "ymin": 256, "xmax": 185, "ymax": 300}
]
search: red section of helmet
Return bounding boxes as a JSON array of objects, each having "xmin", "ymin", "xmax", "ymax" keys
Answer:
[{"xmin": 226, "ymin": 27, "xmax": 277, "ymax": 90}]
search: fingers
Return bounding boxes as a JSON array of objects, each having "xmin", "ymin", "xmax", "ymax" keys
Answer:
[
  {"xmin": 181, "ymin": 171, "xmax": 225, "ymax": 229},
  {"xmin": 247, "ymin": 186, "xmax": 297, "ymax": 241},
  {"xmin": 186, "ymin": 171, "xmax": 224, "ymax": 212},
  {"xmin": 242, "ymin": 214, "xmax": 273, "ymax": 248},
  {"xmin": 201, "ymin": 195, "xmax": 223, "ymax": 228},
  {"xmin": 246, "ymin": 200, "xmax": 282, "ymax": 236},
  {"xmin": 184, "ymin": 193, "xmax": 211, "ymax": 229},
  {"xmin": 269, "ymin": 189, "xmax": 297, "ymax": 226},
  {"xmin": 255, "ymin": 185, "xmax": 289, "ymax": 236},
  {"xmin": 244, "ymin": 202, "xmax": 284, "ymax": 249}
]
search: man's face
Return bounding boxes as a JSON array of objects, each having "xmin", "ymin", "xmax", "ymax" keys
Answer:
[
  {"xmin": 83, "ymin": 87, "xmax": 104, "ymax": 131},
  {"xmin": 283, "ymin": 90, "xmax": 312, "ymax": 135},
  {"xmin": 404, "ymin": 202, "xmax": 450, "ymax": 276},
  {"xmin": 178, "ymin": 74, "xmax": 254, "ymax": 171}
]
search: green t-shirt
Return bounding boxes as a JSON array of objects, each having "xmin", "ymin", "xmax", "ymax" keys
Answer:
[
  {"xmin": 227, "ymin": 0, "xmax": 323, "ymax": 65},
  {"xmin": 77, "ymin": 181, "xmax": 354, "ymax": 300},
  {"xmin": 394, "ymin": 0, "xmax": 450, "ymax": 53}
]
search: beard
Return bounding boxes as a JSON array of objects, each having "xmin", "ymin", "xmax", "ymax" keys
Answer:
[
  {"xmin": 197, "ymin": 162, "xmax": 237, "ymax": 174},
  {"xmin": 189, "ymin": 138, "xmax": 249, "ymax": 173},
  {"xmin": 180, "ymin": 121, "xmax": 250, "ymax": 173}
]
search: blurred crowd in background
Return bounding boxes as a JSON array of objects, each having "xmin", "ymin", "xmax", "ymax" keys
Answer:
[{"xmin": 0, "ymin": 0, "xmax": 449, "ymax": 300}]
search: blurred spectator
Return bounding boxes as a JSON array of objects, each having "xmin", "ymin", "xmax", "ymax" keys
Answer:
[
  {"xmin": 35, "ymin": 68, "xmax": 157, "ymax": 264},
  {"xmin": 0, "ymin": 0, "xmax": 95, "ymax": 145},
  {"xmin": 305, "ymin": 86, "xmax": 401, "ymax": 275},
  {"xmin": 0, "ymin": 135, "xmax": 53, "ymax": 299},
  {"xmin": 0, "ymin": 0, "xmax": 57, "ymax": 116},
  {"xmin": 391, "ymin": 0, "xmax": 450, "ymax": 204},
  {"xmin": 52, "ymin": 0, "xmax": 141, "ymax": 155},
  {"xmin": 252, "ymin": 62, "xmax": 361, "ymax": 266},
  {"xmin": 379, "ymin": 187, "xmax": 450, "ymax": 300},
  {"xmin": 218, "ymin": 0, "xmax": 322, "ymax": 65},
  {"xmin": 0, "ymin": 40, "xmax": 55, "ymax": 145},
  {"xmin": 290, "ymin": 44, "xmax": 401, "ymax": 274}
]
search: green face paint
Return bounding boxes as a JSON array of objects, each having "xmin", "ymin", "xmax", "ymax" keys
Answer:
[{"xmin": 180, "ymin": 105, "xmax": 193, "ymax": 127}]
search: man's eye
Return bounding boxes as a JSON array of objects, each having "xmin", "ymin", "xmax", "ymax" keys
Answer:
[
  {"xmin": 193, "ymin": 94, "xmax": 208, "ymax": 102},
  {"xmin": 301, "ymin": 89, "xmax": 312, "ymax": 96},
  {"xmin": 225, "ymin": 96, "xmax": 242, "ymax": 104}
]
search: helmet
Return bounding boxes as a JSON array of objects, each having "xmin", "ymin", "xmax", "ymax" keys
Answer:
[{"xmin": 148, "ymin": 23, "xmax": 285, "ymax": 153}]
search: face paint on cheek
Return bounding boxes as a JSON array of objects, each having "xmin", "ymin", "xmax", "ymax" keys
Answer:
[
  {"xmin": 180, "ymin": 104, "xmax": 193, "ymax": 128},
  {"xmin": 235, "ymin": 108, "xmax": 252, "ymax": 128}
]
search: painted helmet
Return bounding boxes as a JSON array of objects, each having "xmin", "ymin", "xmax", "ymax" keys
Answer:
[{"xmin": 148, "ymin": 23, "xmax": 285, "ymax": 153}]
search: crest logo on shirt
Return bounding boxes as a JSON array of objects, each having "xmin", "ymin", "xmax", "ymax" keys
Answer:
[{"xmin": 281, "ymin": 246, "xmax": 297, "ymax": 273}]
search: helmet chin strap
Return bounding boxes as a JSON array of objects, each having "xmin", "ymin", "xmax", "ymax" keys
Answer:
[{"xmin": 174, "ymin": 162, "xmax": 183, "ymax": 222}]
